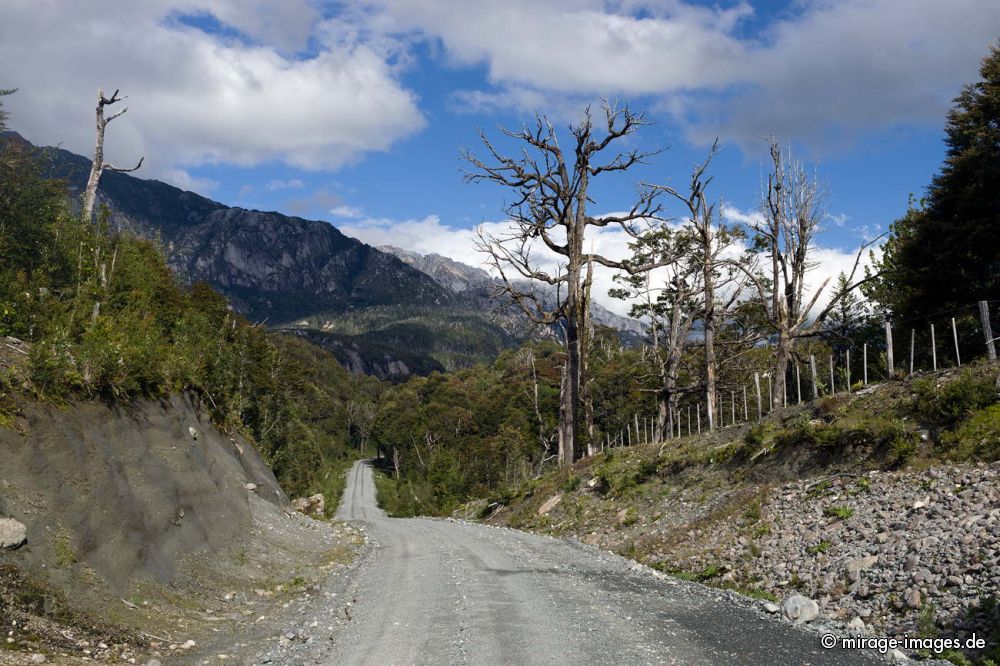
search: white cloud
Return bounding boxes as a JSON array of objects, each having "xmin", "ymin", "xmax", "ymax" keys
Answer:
[
  {"xmin": 0, "ymin": 0, "xmax": 425, "ymax": 181},
  {"xmin": 340, "ymin": 212, "xmax": 661, "ymax": 316},
  {"xmin": 161, "ymin": 167, "xmax": 219, "ymax": 195},
  {"xmin": 264, "ymin": 178, "xmax": 305, "ymax": 191},
  {"xmin": 362, "ymin": 0, "xmax": 1000, "ymax": 148},
  {"xmin": 329, "ymin": 205, "xmax": 365, "ymax": 219},
  {"xmin": 341, "ymin": 205, "xmax": 882, "ymax": 320}
]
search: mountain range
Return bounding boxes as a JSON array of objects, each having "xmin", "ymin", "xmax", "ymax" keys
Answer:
[{"xmin": 15, "ymin": 133, "xmax": 643, "ymax": 379}]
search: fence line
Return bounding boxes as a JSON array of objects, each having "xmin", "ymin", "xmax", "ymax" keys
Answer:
[{"xmin": 598, "ymin": 299, "xmax": 998, "ymax": 453}]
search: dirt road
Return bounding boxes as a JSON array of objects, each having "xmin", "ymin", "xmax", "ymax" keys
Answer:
[{"xmin": 329, "ymin": 460, "xmax": 880, "ymax": 665}]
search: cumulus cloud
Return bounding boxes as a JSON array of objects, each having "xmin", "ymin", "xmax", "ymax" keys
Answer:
[
  {"xmin": 361, "ymin": 0, "xmax": 1000, "ymax": 148},
  {"xmin": 341, "ymin": 206, "xmax": 875, "ymax": 319},
  {"xmin": 0, "ymin": 0, "xmax": 425, "ymax": 185},
  {"xmin": 329, "ymin": 205, "xmax": 365, "ymax": 219},
  {"xmin": 341, "ymin": 213, "xmax": 667, "ymax": 317}
]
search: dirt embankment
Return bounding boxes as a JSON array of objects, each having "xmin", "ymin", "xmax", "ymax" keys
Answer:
[{"xmin": 0, "ymin": 394, "xmax": 362, "ymax": 664}]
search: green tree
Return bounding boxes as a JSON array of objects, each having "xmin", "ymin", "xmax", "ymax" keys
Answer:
[
  {"xmin": 868, "ymin": 42, "xmax": 1000, "ymax": 318},
  {"xmin": 0, "ymin": 87, "xmax": 16, "ymax": 131}
]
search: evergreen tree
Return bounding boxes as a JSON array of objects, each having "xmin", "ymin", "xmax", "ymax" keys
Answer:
[
  {"xmin": 868, "ymin": 42, "xmax": 1000, "ymax": 318},
  {"xmin": 0, "ymin": 87, "xmax": 16, "ymax": 132}
]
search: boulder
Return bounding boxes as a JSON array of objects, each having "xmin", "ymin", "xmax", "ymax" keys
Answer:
[
  {"xmin": 290, "ymin": 493, "xmax": 325, "ymax": 518},
  {"xmin": 782, "ymin": 594, "xmax": 820, "ymax": 624},
  {"xmin": 0, "ymin": 517, "xmax": 27, "ymax": 550}
]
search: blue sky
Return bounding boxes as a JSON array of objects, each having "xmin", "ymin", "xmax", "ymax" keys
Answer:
[{"xmin": 2, "ymin": 0, "xmax": 998, "ymax": 309}]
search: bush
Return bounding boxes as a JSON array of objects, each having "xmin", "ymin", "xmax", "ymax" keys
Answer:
[
  {"xmin": 939, "ymin": 404, "xmax": 1000, "ymax": 461},
  {"xmin": 911, "ymin": 370, "xmax": 998, "ymax": 427}
]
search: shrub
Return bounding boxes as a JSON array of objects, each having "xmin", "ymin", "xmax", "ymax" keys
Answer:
[
  {"xmin": 911, "ymin": 370, "xmax": 998, "ymax": 427},
  {"xmin": 939, "ymin": 404, "xmax": 1000, "ymax": 461}
]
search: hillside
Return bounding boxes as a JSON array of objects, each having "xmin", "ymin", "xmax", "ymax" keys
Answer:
[{"xmin": 5, "ymin": 134, "xmax": 643, "ymax": 379}]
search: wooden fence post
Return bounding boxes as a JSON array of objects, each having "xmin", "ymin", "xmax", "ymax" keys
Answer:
[
  {"xmin": 697, "ymin": 405, "xmax": 701, "ymax": 435},
  {"xmin": 687, "ymin": 406, "xmax": 691, "ymax": 437},
  {"xmin": 931, "ymin": 323, "xmax": 937, "ymax": 372},
  {"xmin": 952, "ymin": 317, "xmax": 961, "ymax": 367},
  {"xmin": 979, "ymin": 301, "xmax": 997, "ymax": 362},
  {"xmin": 731, "ymin": 391, "xmax": 736, "ymax": 426},
  {"xmin": 796, "ymin": 362, "xmax": 802, "ymax": 404},
  {"xmin": 863, "ymin": 343, "xmax": 868, "ymax": 385},
  {"xmin": 885, "ymin": 321, "xmax": 895, "ymax": 377},
  {"xmin": 829, "ymin": 355, "xmax": 835, "ymax": 395},
  {"xmin": 810, "ymin": 355, "xmax": 819, "ymax": 399},
  {"xmin": 909, "ymin": 329, "xmax": 915, "ymax": 375},
  {"xmin": 766, "ymin": 374, "xmax": 772, "ymax": 412},
  {"xmin": 754, "ymin": 373, "xmax": 762, "ymax": 420},
  {"xmin": 743, "ymin": 385, "xmax": 749, "ymax": 421}
]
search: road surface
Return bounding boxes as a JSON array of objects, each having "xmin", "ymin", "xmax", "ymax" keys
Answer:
[{"xmin": 331, "ymin": 460, "xmax": 879, "ymax": 665}]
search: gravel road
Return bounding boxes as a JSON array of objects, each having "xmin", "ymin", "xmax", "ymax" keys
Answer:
[{"xmin": 329, "ymin": 460, "xmax": 882, "ymax": 665}]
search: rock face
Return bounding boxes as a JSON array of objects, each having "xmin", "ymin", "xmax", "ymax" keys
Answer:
[{"xmin": 0, "ymin": 517, "xmax": 27, "ymax": 550}]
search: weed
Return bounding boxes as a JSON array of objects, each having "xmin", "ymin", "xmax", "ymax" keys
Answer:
[
  {"xmin": 745, "ymin": 423, "xmax": 767, "ymax": 448},
  {"xmin": 807, "ymin": 540, "xmax": 832, "ymax": 555},
  {"xmin": 807, "ymin": 480, "xmax": 832, "ymax": 498},
  {"xmin": 562, "ymin": 474, "xmax": 581, "ymax": 493},
  {"xmin": 855, "ymin": 476, "xmax": 872, "ymax": 492},
  {"xmin": 53, "ymin": 532, "xmax": 77, "ymax": 567},
  {"xmin": 620, "ymin": 507, "xmax": 639, "ymax": 527},
  {"xmin": 823, "ymin": 505, "xmax": 854, "ymax": 520},
  {"xmin": 742, "ymin": 499, "xmax": 763, "ymax": 524}
]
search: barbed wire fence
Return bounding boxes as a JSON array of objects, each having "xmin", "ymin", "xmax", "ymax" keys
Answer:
[{"xmin": 599, "ymin": 300, "xmax": 999, "ymax": 452}]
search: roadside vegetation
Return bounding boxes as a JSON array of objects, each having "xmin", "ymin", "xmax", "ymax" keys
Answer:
[{"xmin": 0, "ymin": 98, "xmax": 376, "ymax": 504}]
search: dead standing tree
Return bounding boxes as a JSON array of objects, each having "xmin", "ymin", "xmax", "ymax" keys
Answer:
[
  {"xmin": 742, "ymin": 137, "xmax": 880, "ymax": 408},
  {"xmin": 81, "ymin": 88, "xmax": 144, "ymax": 323},
  {"xmin": 467, "ymin": 103, "xmax": 659, "ymax": 466},
  {"xmin": 82, "ymin": 88, "xmax": 143, "ymax": 223}
]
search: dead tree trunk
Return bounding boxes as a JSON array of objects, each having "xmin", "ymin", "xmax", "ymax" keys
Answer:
[
  {"xmin": 469, "ymin": 103, "xmax": 659, "ymax": 466},
  {"xmin": 82, "ymin": 88, "xmax": 143, "ymax": 223}
]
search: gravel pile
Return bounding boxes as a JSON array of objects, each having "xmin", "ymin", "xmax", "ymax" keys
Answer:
[{"xmin": 663, "ymin": 462, "xmax": 1000, "ymax": 658}]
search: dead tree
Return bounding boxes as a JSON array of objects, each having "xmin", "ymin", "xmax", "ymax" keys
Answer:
[
  {"xmin": 741, "ymin": 137, "xmax": 880, "ymax": 408},
  {"xmin": 82, "ymin": 88, "xmax": 143, "ymax": 223},
  {"xmin": 467, "ymin": 102, "xmax": 659, "ymax": 465}
]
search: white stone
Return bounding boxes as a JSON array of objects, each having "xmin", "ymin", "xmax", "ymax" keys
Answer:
[
  {"xmin": 0, "ymin": 517, "xmax": 27, "ymax": 550},
  {"xmin": 782, "ymin": 594, "xmax": 820, "ymax": 624}
]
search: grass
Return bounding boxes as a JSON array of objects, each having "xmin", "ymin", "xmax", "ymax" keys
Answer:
[
  {"xmin": 823, "ymin": 505, "xmax": 855, "ymax": 520},
  {"xmin": 807, "ymin": 540, "xmax": 832, "ymax": 555},
  {"xmin": 53, "ymin": 532, "xmax": 77, "ymax": 567}
]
